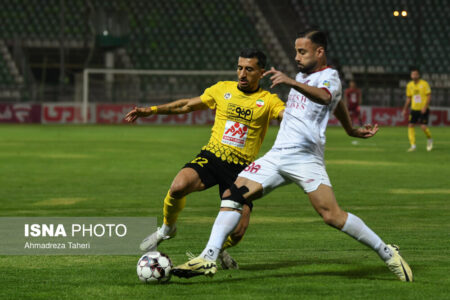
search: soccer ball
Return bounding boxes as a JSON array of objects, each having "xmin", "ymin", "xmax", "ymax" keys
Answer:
[{"xmin": 137, "ymin": 251, "xmax": 172, "ymax": 284}]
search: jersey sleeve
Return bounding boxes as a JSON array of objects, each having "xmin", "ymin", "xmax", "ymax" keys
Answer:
[
  {"xmin": 406, "ymin": 83, "xmax": 413, "ymax": 97},
  {"xmin": 200, "ymin": 83, "xmax": 219, "ymax": 109},
  {"xmin": 269, "ymin": 95, "xmax": 285, "ymax": 120},
  {"xmin": 318, "ymin": 70, "xmax": 342, "ymax": 103},
  {"xmin": 424, "ymin": 81, "xmax": 431, "ymax": 94}
]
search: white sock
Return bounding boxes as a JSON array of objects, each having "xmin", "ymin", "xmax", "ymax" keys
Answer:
[
  {"xmin": 341, "ymin": 212, "xmax": 393, "ymax": 261},
  {"xmin": 200, "ymin": 211, "xmax": 241, "ymax": 261},
  {"xmin": 160, "ymin": 223, "xmax": 173, "ymax": 236}
]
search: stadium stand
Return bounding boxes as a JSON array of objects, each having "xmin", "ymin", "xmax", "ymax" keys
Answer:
[
  {"xmin": 0, "ymin": 0, "xmax": 448, "ymax": 105},
  {"xmin": 289, "ymin": 0, "xmax": 450, "ymax": 106},
  {"xmin": 123, "ymin": 0, "xmax": 265, "ymax": 70},
  {"xmin": 1, "ymin": 0, "xmax": 266, "ymax": 70},
  {"xmin": 294, "ymin": 0, "xmax": 449, "ymax": 75},
  {"xmin": 0, "ymin": 0, "xmax": 271, "ymax": 101}
]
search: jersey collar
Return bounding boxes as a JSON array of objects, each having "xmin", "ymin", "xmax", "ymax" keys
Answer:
[
  {"xmin": 307, "ymin": 66, "xmax": 331, "ymax": 74},
  {"xmin": 237, "ymin": 84, "xmax": 261, "ymax": 94}
]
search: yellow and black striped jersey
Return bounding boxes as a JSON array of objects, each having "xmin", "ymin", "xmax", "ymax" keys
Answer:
[
  {"xmin": 406, "ymin": 79, "xmax": 431, "ymax": 111},
  {"xmin": 200, "ymin": 81, "xmax": 285, "ymax": 165}
]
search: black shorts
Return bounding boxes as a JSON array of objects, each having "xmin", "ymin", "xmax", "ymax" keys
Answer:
[
  {"xmin": 183, "ymin": 150, "xmax": 247, "ymax": 198},
  {"xmin": 409, "ymin": 109, "xmax": 429, "ymax": 124}
]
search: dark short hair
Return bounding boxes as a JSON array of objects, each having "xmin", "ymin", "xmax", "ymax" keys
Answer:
[
  {"xmin": 298, "ymin": 29, "xmax": 328, "ymax": 51},
  {"xmin": 239, "ymin": 48, "xmax": 267, "ymax": 68},
  {"xmin": 410, "ymin": 66, "xmax": 420, "ymax": 73}
]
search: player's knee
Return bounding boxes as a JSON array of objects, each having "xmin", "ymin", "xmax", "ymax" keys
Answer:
[
  {"xmin": 321, "ymin": 211, "xmax": 335, "ymax": 226},
  {"xmin": 169, "ymin": 181, "xmax": 189, "ymax": 198},
  {"xmin": 321, "ymin": 210, "xmax": 341, "ymax": 227},
  {"xmin": 221, "ymin": 184, "xmax": 250, "ymax": 211},
  {"xmin": 222, "ymin": 189, "xmax": 231, "ymax": 199},
  {"xmin": 420, "ymin": 125, "xmax": 427, "ymax": 130},
  {"xmin": 321, "ymin": 210, "xmax": 346, "ymax": 228}
]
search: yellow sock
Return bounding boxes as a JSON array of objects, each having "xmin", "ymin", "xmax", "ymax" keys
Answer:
[
  {"xmin": 424, "ymin": 128, "xmax": 432, "ymax": 139},
  {"xmin": 408, "ymin": 127, "xmax": 416, "ymax": 146},
  {"xmin": 222, "ymin": 234, "xmax": 244, "ymax": 250},
  {"xmin": 163, "ymin": 190, "xmax": 186, "ymax": 226}
]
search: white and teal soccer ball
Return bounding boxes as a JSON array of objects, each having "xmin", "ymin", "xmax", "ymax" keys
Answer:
[{"xmin": 137, "ymin": 251, "xmax": 172, "ymax": 284}]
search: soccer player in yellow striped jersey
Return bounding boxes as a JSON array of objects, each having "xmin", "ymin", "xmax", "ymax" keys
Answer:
[
  {"xmin": 200, "ymin": 81, "xmax": 284, "ymax": 165},
  {"xmin": 402, "ymin": 68, "xmax": 433, "ymax": 152},
  {"xmin": 125, "ymin": 49, "xmax": 285, "ymax": 268}
]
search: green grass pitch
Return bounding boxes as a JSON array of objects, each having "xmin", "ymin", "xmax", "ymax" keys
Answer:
[{"xmin": 0, "ymin": 124, "xmax": 449, "ymax": 299}]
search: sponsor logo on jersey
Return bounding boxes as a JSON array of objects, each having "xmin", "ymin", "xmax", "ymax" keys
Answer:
[
  {"xmin": 287, "ymin": 94, "xmax": 307, "ymax": 111},
  {"xmin": 256, "ymin": 99, "xmax": 264, "ymax": 107},
  {"xmin": 222, "ymin": 120, "xmax": 248, "ymax": 148},
  {"xmin": 322, "ymin": 80, "xmax": 331, "ymax": 88},
  {"xmin": 224, "ymin": 93, "xmax": 232, "ymax": 100},
  {"xmin": 227, "ymin": 103, "xmax": 253, "ymax": 122}
]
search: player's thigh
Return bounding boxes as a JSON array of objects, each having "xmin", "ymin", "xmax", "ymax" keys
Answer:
[
  {"xmin": 419, "ymin": 109, "xmax": 429, "ymax": 126},
  {"xmin": 170, "ymin": 167, "xmax": 205, "ymax": 197},
  {"xmin": 237, "ymin": 151, "xmax": 288, "ymax": 200},
  {"xmin": 281, "ymin": 159, "xmax": 331, "ymax": 194},
  {"xmin": 409, "ymin": 110, "xmax": 420, "ymax": 125},
  {"xmin": 232, "ymin": 176, "xmax": 265, "ymax": 201},
  {"xmin": 307, "ymin": 184, "xmax": 340, "ymax": 213}
]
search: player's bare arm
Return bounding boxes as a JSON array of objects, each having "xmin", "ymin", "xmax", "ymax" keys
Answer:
[
  {"xmin": 125, "ymin": 97, "xmax": 208, "ymax": 123},
  {"xmin": 334, "ymin": 99, "xmax": 378, "ymax": 138},
  {"xmin": 343, "ymin": 92, "xmax": 348, "ymax": 107},
  {"xmin": 402, "ymin": 97, "xmax": 411, "ymax": 116},
  {"xmin": 263, "ymin": 67, "xmax": 332, "ymax": 105},
  {"xmin": 421, "ymin": 94, "xmax": 431, "ymax": 114}
]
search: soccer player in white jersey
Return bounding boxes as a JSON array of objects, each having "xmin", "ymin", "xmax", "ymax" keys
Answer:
[{"xmin": 172, "ymin": 30, "xmax": 413, "ymax": 282}]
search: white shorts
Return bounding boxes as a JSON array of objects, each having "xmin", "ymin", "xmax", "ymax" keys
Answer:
[{"xmin": 239, "ymin": 149, "xmax": 332, "ymax": 194}]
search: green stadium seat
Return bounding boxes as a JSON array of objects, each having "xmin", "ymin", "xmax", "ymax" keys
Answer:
[{"xmin": 296, "ymin": 0, "xmax": 448, "ymax": 74}]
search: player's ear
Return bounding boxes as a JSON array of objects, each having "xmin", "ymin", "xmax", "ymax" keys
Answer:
[
  {"xmin": 259, "ymin": 68, "xmax": 265, "ymax": 78},
  {"xmin": 316, "ymin": 46, "xmax": 325, "ymax": 57}
]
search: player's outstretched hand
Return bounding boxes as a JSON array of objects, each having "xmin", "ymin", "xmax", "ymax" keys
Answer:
[
  {"xmin": 263, "ymin": 67, "xmax": 296, "ymax": 88},
  {"xmin": 124, "ymin": 107, "xmax": 150, "ymax": 123},
  {"xmin": 351, "ymin": 124, "xmax": 379, "ymax": 139}
]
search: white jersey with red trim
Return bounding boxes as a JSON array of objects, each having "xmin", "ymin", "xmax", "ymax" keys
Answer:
[{"xmin": 272, "ymin": 67, "xmax": 342, "ymax": 160}]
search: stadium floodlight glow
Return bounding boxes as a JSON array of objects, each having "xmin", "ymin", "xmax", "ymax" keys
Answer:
[
  {"xmin": 393, "ymin": 10, "xmax": 400, "ymax": 17},
  {"xmin": 401, "ymin": 10, "xmax": 408, "ymax": 17}
]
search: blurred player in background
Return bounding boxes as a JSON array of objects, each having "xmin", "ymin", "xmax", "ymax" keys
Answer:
[
  {"xmin": 344, "ymin": 80, "xmax": 362, "ymax": 126},
  {"xmin": 173, "ymin": 30, "xmax": 413, "ymax": 282},
  {"xmin": 125, "ymin": 49, "xmax": 285, "ymax": 269},
  {"xmin": 402, "ymin": 67, "xmax": 433, "ymax": 152}
]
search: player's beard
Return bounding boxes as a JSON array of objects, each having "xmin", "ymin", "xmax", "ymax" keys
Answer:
[{"xmin": 297, "ymin": 60, "xmax": 317, "ymax": 74}]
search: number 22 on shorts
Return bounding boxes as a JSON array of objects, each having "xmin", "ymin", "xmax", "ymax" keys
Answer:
[{"xmin": 191, "ymin": 157, "xmax": 208, "ymax": 167}]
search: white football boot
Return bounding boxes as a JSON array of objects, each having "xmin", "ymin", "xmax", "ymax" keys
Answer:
[
  {"xmin": 172, "ymin": 252, "xmax": 217, "ymax": 278},
  {"xmin": 407, "ymin": 145, "xmax": 416, "ymax": 152},
  {"xmin": 139, "ymin": 226, "xmax": 177, "ymax": 252},
  {"xmin": 385, "ymin": 244, "xmax": 413, "ymax": 282},
  {"xmin": 426, "ymin": 139, "xmax": 433, "ymax": 151}
]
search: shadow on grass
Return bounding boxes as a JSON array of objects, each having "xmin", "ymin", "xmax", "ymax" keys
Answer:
[{"xmin": 169, "ymin": 261, "xmax": 395, "ymax": 286}]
